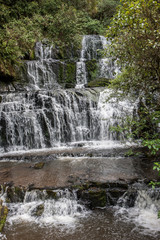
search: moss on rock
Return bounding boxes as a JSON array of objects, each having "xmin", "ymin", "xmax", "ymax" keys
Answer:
[
  {"xmin": 85, "ymin": 59, "xmax": 98, "ymax": 82},
  {"xmin": 34, "ymin": 162, "xmax": 45, "ymax": 169},
  {"xmin": 32, "ymin": 204, "xmax": 44, "ymax": 217},
  {"xmin": 57, "ymin": 61, "xmax": 76, "ymax": 88},
  {"xmin": 87, "ymin": 78, "xmax": 110, "ymax": 88},
  {"xmin": 65, "ymin": 62, "xmax": 76, "ymax": 88},
  {"xmin": 6, "ymin": 186, "xmax": 25, "ymax": 203},
  {"xmin": 78, "ymin": 188, "xmax": 106, "ymax": 209},
  {"xmin": 88, "ymin": 189, "xmax": 106, "ymax": 208},
  {"xmin": 46, "ymin": 190, "xmax": 58, "ymax": 200},
  {"xmin": 0, "ymin": 200, "xmax": 8, "ymax": 232}
]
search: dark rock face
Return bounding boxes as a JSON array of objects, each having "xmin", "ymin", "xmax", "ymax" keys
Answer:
[
  {"xmin": 78, "ymin": 188, "xmax": 107, "ymax": 209},
  {"xmin": 18, "ymin": 41, "xmax": 78, "ymax": 91},
  {"xmin": 6, "ymin": 186, "xmax": 25, "ymax": 203},
  {"xmin": 46, "ymin": 190, "xmax": 58, "ymax": 200},
  {"xmin": 77, "ymin": 181, "xmax": 129, "ymax": 209},
  {"xmin": 117, "ymin": 190, "xmax": 138, "ymax": 208}
]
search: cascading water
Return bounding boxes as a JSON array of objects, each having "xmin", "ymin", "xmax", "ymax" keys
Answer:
[
  {"xmin": 25, "ymin": 42, "xmax": 60, "ymax": 90},
  {"xmin": 98, "ymin": 89, "xmax": 138, "ymax": 141},
  {"xmin": 0, "ymin": 35, "xmax": 135, "ymax": 153},
  {"xmin": 0, "ymin": 88, "xmax": 137, "ymax": 153},
  {"xmin": 0, "ymin": 89, "xmax": 101, "ymax": 152},
  {"xmin": 99, "ymin": 36, "xmax": 121, "ymax": 79},
  {"xmin": 76, "ymin": 35, "xmax": 120, "ymax": 88},
  {"xmin": 116, "ymin": 188, "xmax": 160, "ymax": 236},
  {"xmin": 6, "ymin": 189, "xmax": 88, "ymax": 228}
]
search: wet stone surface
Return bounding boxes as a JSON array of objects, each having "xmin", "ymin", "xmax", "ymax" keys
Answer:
[{"xmin": 0, "ymin": 147, "xmax": 158, "ymax": 189}]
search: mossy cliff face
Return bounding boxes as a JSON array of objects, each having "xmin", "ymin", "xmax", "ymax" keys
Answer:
[
  {"xmin": 57, "ymin": 61, "xmax": 76, "ymax": 88},
  {"xmin": 0, "ymin": 199, "xmax": 8, "ymax": 232},
  {"xmin": 85, "ymin": 59, "xmax": 111, "ymax": 88},
  {"xmin": 85, "ymin": 59, "xmax": 98, "ymax": 82},
  {"xmin": 19, "ymin": 58, "xmax": 77, "ymax": 90}
]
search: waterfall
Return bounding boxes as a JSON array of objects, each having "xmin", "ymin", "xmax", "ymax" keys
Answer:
[
  {"xmin": 25, "ymin": 42, "xmax": 61, "ymax": 90},
  {"xmin": 0, "ymin": 35, "xmax": 136, "ymax": 153},
  {"xmin": 76, "ymin": 35, "xmax": 120, "ymax": 88},
  {"xmin": 98, "ymin": 89, "xmax": 137, "ymax": 141},
  {"xmin": 7, "ymin": 189, "xmax": 88, "ymax": 227},
  {"xmin": 0, "ymin": 89, "xmax": 101, "ymax": 152},
  {"xmin": 0, "ymin": 88, "xmax": 136, "ymax": 152},
  {"xmin": 76, "ymin": 35, "xmax": 103, "ymax": 88},
  {"xmin": 116, "ymin": 188, "xmax": 160, "ymax": 234},
  {"xmin": 99, "ymin": 36, "xmax": 121, "ymax": 79}
]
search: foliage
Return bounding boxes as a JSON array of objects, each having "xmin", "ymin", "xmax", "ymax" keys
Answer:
[
  {"xmin": 149, "ymin": 162, "xmax": 160, "ymax": 190},
  {"xmin": 143, "ymin": 140, "xmax": 160, "ymax": 156},
  {"xmin": 96, "ymin": 0, "xmax": 120, "ymax": 25},
  {"xmin": 107, "ymin": 0, "xmax": 160, "ymax": 97},
  {"xmin": 0, "ymin": 0, "xmax": 120, "ymax": 79},
  {"xmin": 106, "ymin": 0, "xmax": 160, "ymax": 150}
]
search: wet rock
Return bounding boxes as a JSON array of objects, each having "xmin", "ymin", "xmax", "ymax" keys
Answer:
[
  {"xmin": 6, "ymin": 186, "xmax": 25, "ymax": 203},
  {"xmin": 32, "ymin": 204, "xmax": 44, "ymax": 217},
  {"xmin": 90, "ymin": 181, "xmax": 128, "ymax": 189},
  {"xmin": 109, "ymin": 188, "xmax": 125, "ymax": 198},
  {"xmin": 0, "ymin": 199, "xmax": 8, "ymax": 232},
  {"xmin": 78, "ymin": 188, "xmax": 106, "ymax": 209},
  {"xmin": 46, "ymin": 190, "xmax": 58, "ymax": 200},
  {"xmin": 117, "ymin": 189, "xmax": 138, "ymax": 208},
  {"xmin": 34, "ymin": 162, "xmax": 45, "ymax": 169}
]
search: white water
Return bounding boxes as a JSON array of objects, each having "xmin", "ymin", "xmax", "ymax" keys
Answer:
[
  {"xmin": 99, "ymin": 36, "xmax": 121, "ymax": 79},
  {"xmin": 98, "ymin": 89, "xmax": 138, "ymax": 141},
  {"xmin": 76, "ymin": 35, "xmax": 120, "ymax": 88},
  {"xmin": 2, "ymin": 188, "xmax": 160, "ymax": 237},
  {"xmin": 0, "ymin": 86, "xmax": 137, "ymax": 154},
  {"xmin": 116, "ymin": 189, "xmax": 160, "ymax": 236},
  {"xmin": 6, "ymin": 189, "xmax": 88, "ymax": 229},
  {"xmin": 26, "ymin": 42, "xmax": 60, "ymax": 90},
  {"xmin": 76, "ymin": 36, "xmax": 88, "ymax": 88}
]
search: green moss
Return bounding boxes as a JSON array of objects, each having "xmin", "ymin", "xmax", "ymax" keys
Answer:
[
  {"xmin": 29, "ymin": 49, "xmax": 35, "ymax": 60},
  {"xmin": 46, "ymin": 190, "xmax": 58, "ymax": 200},
  {"xmin": 14, "ymin": 186, "xmax": 21, "ymax": 194},
  {"xmin": 85, "ymin": 59, "xmax": 98, "ymax": 82},
  {"xmin": 65, "ymin": 62, "xmax": 76, "ymax": 88},
  {"xmin": 87, "ymin": 189, "xmax": 106, "ymax": 208},
  {"xmin": 6, "ymin": 186, "xmax": 25, "ymax": 203},
  {"xmin": 87, "ymin": 78, "xmax": 110, "ymax": 88},
  {"xmin": 34, "ymin": 162, "xmax": 45, "ymax": 169},
  {"xmin": 0, "ymin": 202, "xmax": 8, "ymax": 232},
  {"xmin": 124, "ymin": 149, "xmax": 134, "ymax": 157},
  {"xmin": 58, "ymin": 63, "xmax": 64, "ymax": 85}
]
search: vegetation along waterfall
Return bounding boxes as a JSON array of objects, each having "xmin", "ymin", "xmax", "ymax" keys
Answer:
[{"xmin": 0, "ymin": 34, "xmax": 159, "ymax": 240}]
